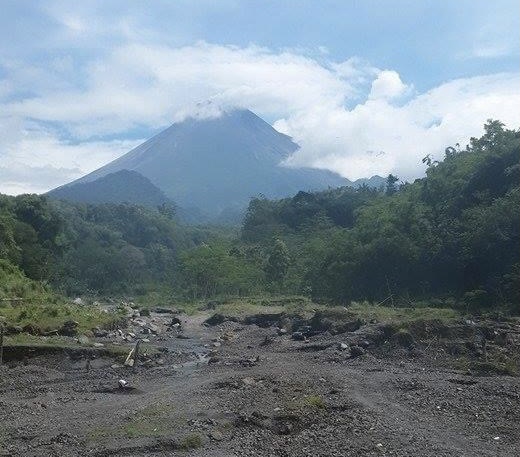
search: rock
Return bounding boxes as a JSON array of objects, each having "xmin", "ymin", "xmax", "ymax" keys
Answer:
[
  {"xmin": 350, "ymin": 345, "xmax": 365, "ymax": 358},
  {"xmin": 127, "ymin": 332, "xmax": 136, "ymax": 338},
  {"xmin": 147, "ymin": 323, "xmax": 160, "ymax": 334},
  {"xmin": 92, "ymin": 327, "xmax": 108, "ymax": 338},
  {"xmin": 212, "ymin": 342, "xmax": 222, "ymax": 348},
  {"xmin": 142, "ymin": 338, "xmax": 150, "ymax": 343},
  {"xmin": 208, "ymin": 357, "xmax": 221, "ymax": 364},
  {"xmin": 277, "ymin": 328, "xmax": 288, "ymax": 335},
  {"xmin": 5, "ymin": 324, "xmax": 23, "ymax": 335},
  {"xmin": 78, "ymin": 335, "xmax": 90, "ymax": 345},
  {"xmin": 72, "ymin": 297, "xmax": 84, "ymax": 305},
  {"xmin": 298, "ymin": 325, "xmax": 313, "ymax": 336},
  {"xmin": 291, "ymin": 332, "xmax": 306, "ymax": 341},
  {"xmin": 59, "ymin": 320, "xmax": 79, "ymax": 336},
  {"xmin": 93, "ymin": 342, "xmax": 104, "ymax": 348},
  {"xmin": 208, "ymin": 430, "xmax": 224, "ymax": 441},
  {"xmin": 204, "ymin": 313, "xmax": 239, "ymax": 326},
  {"xmin": 244, "ymin": 312, "xmax": 286, "ymax": 328},
  {"xmin": 170, "ymin": 317, "xmax": 182, "ymax": 327},
  {"xmin": 154, "ymin": 307, "xmax": 177, "ymax": 314},
  {"xmin": 338, "ymin": 342, "xmax": 349, "ymax": 351},
  {"xmin": 118, "ymin": 379, "xmax": 128, "ymax": 389},
  {"xmin": 241, "ymin": 377, "xmax": 255, "ymax": 386},
  {"xmin": 240, "ymin": 356, "xmax": 260, "ymax": 367}
]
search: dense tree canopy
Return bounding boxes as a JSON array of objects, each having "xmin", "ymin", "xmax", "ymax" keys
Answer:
[{"xmin": 1, "ymin": 120, "xmax": 518, "ymax": 312}]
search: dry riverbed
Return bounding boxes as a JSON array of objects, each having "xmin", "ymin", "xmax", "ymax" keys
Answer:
[{"xmin": 0, "ymin": 305, "xmax": 519, "ymax": 456}]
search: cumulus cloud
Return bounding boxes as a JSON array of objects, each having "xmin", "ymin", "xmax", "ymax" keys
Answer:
[
  {"xmin": 0, "ymin": 115, "xmax": 141, "ymax": 193},
  {"xmin": 279, "ymin": 72, "xmax": 520, "ymax": 180},
  {"xmin": 368, "ymin": 70, "xmax": 409, "ymax": 100},
  {"xmin": 0, "ymin": 38, "xmax": 519, "ymax": 194}
]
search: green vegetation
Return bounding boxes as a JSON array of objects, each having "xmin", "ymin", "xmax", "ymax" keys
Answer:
[
  {"xmin": 0, "ymin": 301, "xmax": 124, "ymax": 334},
  {"xmin": 238, "ymin": 120, "xmax": 520, "ymax": 312},
  {"xmin": 179, "ymin": 433, "xmax": 203, "ymax": 450},
  {"xmin": 0, "ymin": 120, "xmax": 518, "ymax": 316},
  {"xmin": 303, "ymin": 395, "xmax": 326, "ymax": 409},
  {"xmin": 88, "ymin": 404, "xmax": 179, "ymax": 441}
]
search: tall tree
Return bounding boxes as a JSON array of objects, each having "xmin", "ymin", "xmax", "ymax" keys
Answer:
[{"xmin": 265, "ymin": 239, "xmax": 290, "ymax": 288}]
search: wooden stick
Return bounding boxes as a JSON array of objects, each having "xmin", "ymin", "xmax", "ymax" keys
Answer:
[{"xmin": 133, "ymin": 340, "xmax": 141, "ymax": 371}]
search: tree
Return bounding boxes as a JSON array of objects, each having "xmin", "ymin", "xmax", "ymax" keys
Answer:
[
  {"xmin": 385, "ymin": 174, "xmax": 399, "ymax": 196},
  {"xmin": 265, "ymin": 239, "xmax": 290, "ymax": 288}
]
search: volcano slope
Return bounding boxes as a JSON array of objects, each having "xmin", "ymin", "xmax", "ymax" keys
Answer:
[{"xmin": 1, "ymin": 305, "xmax": 519, "ymax": 457}]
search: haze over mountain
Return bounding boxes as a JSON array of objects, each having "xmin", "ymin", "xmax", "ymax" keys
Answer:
[
  {"xmin": 49, "ymin": 108, "xmax": 382, "ymax": 219},
  {"xmin": 48, "ymin": 169, "xmax": 173, "ymax": 207}
]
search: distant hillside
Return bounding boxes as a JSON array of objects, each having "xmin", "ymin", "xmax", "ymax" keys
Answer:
[
  {"xmin": 52, "ymin": 109, "xmax": 354, "ymax": 218},
  {"xmin": 48, "ymin": 169, "xmax": 173, "ymax": 207}
]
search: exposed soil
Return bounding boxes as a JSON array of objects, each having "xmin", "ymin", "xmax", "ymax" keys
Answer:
[{"xmin": 1, "ymin": 310, "xmax": 519, "ymax": 457}]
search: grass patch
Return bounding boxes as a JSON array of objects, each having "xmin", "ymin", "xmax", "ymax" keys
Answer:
[
  {"xmin": 179, "ymin": 433, "xmax": 203, "ymax": 450},
  {"xmin": 3, "ymin": 333, "xmax": 75, "ymax": 347},
  {"xmin": 454, "ymin": 354, "xmax": 518, "ymax": 376},
  {"xmin": 88, "ymin": 404, "xmax": 177, "ymax": 441},
  {"xmin": 303, "ymin": 395, "xmax": 326, "ymax": 409},
  {"xmin": 0, "ymin": 302, "xmax": 125, "ymax": 334},
  {"xmin": 191, "ymin": 295, "xmax": 316, "ymax": 318},
  {"xmin": 347, "ymin": 302, "xmax": 460, "ymax": 324}
]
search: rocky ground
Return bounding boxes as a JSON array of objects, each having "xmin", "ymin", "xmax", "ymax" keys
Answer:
[{"xmin": 0, "ymin": 306, "xmax": 519, "ymax": 457}]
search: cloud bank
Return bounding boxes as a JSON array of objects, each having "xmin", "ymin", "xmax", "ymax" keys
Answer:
[{"xmin": 1, "ymin": 40, "xmax": 519, "ymax": 193}]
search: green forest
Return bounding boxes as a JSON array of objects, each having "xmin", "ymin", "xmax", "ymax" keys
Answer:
[{"xmin": 1, "ymin": 120, "xmax": 519, "ymax": 313}]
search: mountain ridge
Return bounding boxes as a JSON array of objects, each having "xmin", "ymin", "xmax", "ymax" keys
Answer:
[{"xmin": 49, "ymin": 109, "xmax": 383, "ymax": 219}]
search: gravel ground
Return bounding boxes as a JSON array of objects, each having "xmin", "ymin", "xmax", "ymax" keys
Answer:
[{"xmin": 1, "ymin": 312, "xmax": 519, "ymax": 457}]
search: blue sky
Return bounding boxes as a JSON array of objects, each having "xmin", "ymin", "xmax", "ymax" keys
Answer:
[{"xmin": 0, "ymin": 0, "xmax": 519, "ymax": 193}]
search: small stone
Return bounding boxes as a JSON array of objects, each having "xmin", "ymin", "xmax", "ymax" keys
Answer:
[
  {"xmin": 93, "ymin": 342, "xmax": 104, "ymax": 348},
  {"xmin": 77, "ymin": 335, "xmax": 89, "ymax": 345},
  {"xmin": 241, "ymin": 377, "xmax": 255, "ymax": 386},
  {"xmin": 209, "ymin": 430, "xmax": 224, "ymax": 441},
  {"xmin": 291, "ymin": 332, "xmax": 305, "ymax": 341},
  {"xmin": 339, "ymin": 342, "xmax": 349, "ymax": 351}
]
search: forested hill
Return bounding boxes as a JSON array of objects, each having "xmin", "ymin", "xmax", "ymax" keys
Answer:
[
  {"xmin": 0, "ymin": 120, "xmax": 518, "ymax": 313},
  {"xmin": 47, "ymin": 169, "xmax": 173, "ymax": 207},
  {"xmin": 238, "ymin": 120, "xmax": 520, "ymax": 310},
  {"xmin": 0, "ymin": 196, "xmax": 217, "ymax": 296}
]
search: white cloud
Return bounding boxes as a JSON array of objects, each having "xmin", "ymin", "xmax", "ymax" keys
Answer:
[
  {"xmin": 369, "ymin": 70, "xmax": 409, "ymax": 100},
  {"xmin": 1, "ymin": 40, "xmax": 519, "ymax": 194},
  {"xmin": 0, "ymin": 115, "xmax": 141, "ymax": 194},
  {"xmin": 280, "ymin": 72, "xmax": 520, "ymax": 180}
]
